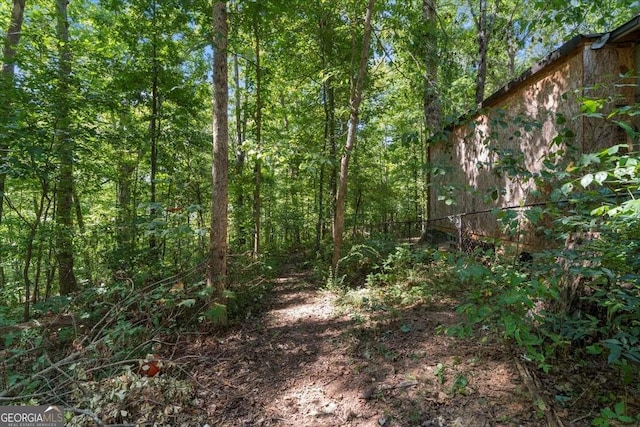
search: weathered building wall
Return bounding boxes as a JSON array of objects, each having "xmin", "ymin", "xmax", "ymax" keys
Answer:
[
  {"xmin": 428, "ymin": 39, "xmax": 637, "ymax": 249},
  {"xmin": 582, "ymin": 44, "xmax": 637, "ymax": 153}
]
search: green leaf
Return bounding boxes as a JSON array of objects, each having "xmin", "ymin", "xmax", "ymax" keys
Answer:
[
  {"xmin": 590, "ymin": 206, "xmax": 609, "ymax": 216},
  {"xmin": 614, "ymin": 401, "xmax": 626, "ymax": 415},
  {"xmin": 620, "ymin": 199, "xmax": 640, "ymax": 215},
  {"xmin": 204, "ymin": 303, "xmax": 227, "ymax": 323},
  {"xmin": 580, "ymin": 173, "xmax": 594, "ymax": 188},
  {"xmin": 581, "ymin": 99, "xmax": 601, "ymax": 114},
  {"xmin": 586, "ymin": 344, "xmax": 603, "ymax": 354},
  {"xmin": 400, "ymin": 324, "xmax": 412, "ymax": 333},
  {"xmin": 613, "ymin": 120, "xmax": 636, "ymax": 139},
  {"xmin": 594, "ymin": 171, "xmax": 608, "ymax": 184},
  {"xmin": 177, "ymin": 299, "xmax": 196, "ymax": 308},
  {"xmin": 580, "ymin": 153, "xmax": 601, "ymax": 166},
  {"xmin": 4, "ymin": 331, "xmax": 18, "ymax": 347},
  {"xmin": 606, "ymin": 346, "xmax": 622, "ymax": 364},
  {"xmin": 561, "ymin": 182, "xmax": 574, "ymax": 195},
  {"xmin": 605, "ymin": 145, "xmax": 624, "ymax": 156}
]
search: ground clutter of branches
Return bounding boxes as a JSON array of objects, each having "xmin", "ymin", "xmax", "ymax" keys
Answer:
[{"xmin": 0, "ymin": 255, "xmax": 272, "ymax": 426}]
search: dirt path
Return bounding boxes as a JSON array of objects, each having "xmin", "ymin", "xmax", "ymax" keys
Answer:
[{"xmin": 187, "ymin": 270, "xmax": 542, "ymax": 426}]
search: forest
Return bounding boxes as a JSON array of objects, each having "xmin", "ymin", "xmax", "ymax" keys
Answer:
[{"xmin": 1, "ymin": 0, "xmax": 640, "ymax": 425}]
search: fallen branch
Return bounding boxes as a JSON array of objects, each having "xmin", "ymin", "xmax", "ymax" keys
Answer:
[
  {"xmin": 64, "ymin": 407, "xmax": 105, "ymax": 427},
  {"xmin": 512, "ymin": 355, "xmax": 564, "ymax": 427},
  {"xmin": 379, "ymin": 380, "xmax": 419, "ymax": 390},
  {"xmin": 0, "ymin": 314, "xmax": 77, "ymax": 343},
  {"xmin": 0, "ymin": 350, "xmax": 83, "ymax": 398},
  {"xmin": 361, "ymin": 380, "xmax": 419, "ymax": 400}
]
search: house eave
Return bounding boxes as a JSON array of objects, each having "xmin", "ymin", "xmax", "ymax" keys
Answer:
[
  {"xmin": 480, "ymin": 34, "xmax": 597, "ymax": 109},
  {"xmin": 608, "ymin": 14, "xmax": 640, "ymax": 43}
]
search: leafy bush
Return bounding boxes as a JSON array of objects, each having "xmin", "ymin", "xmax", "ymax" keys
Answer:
[
  {"xmin": 446, "ymin": 97, "xmax": 640, "ymax": 421},
  {"xmin": 328, "ymin": 235, "xmax": 400, "ymax": 288}
]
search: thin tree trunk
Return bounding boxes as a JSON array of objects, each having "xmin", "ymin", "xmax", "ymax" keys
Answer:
[
  {"xmin": 73, "ymin": 187, "xmax": 84, "ymax": 231},
  {"xmin": 233, "ymin": 53, "xmax": 247, "ymax": 248},
  {"xmin": 34, "ymin": 194, "xmax": 52, "ymax": 303},
  {"xmin": 474, "ymin": 0, "xmax": 489, "ymax": 105},
  {"xmin": 318, "ymin": 11, "xmax": 336, "ymax": 252},
  {"xmin": 331, "ymin": 0, "xmax": 375, "ymax": 274},
  {"xmin": 421, "ymin": 0, "xmax": 442, "ymax": 232},
  {"xmin": 149, "ymin": 7, "xmax": 160, "ymax": 258},
  {"xmin": 0, "ymin": 0, "xmax": 26, "ymax": 288},
  {"xmin": 23, "ymin": 185, "xmax": 47, "ymax": 320},
  {"xmin": 316, "ymin": 150, "xmax": 326, "ymax": 251},
  {"xmin": 328, "ymin": 83, "xmax": 337, "ymax": 239},
  {"xmin": 252, "ymin": 15, "xmax": 263, "ymax": 259},
  {"xmin": 55, "ymin": 0, "xmax": 78, "ymax": 295},
  {"xmin": 116, "ymin": 158, "xmax": 136, "ymax": 267},
  {"xmin": 0, "ymin": 0, "xmax": 25, "ymax": 226},
  {"xmin": 423, "ymin": 0, "xmax": 441, "ymax": 132},
  {"xmin": 207, "ymin": 1, "xmax": 229, "ymax": 322}
]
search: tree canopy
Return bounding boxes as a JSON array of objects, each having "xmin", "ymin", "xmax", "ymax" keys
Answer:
[{"xmin": 2, "ymin": 1, "xmax": 640, "ymax": 424}]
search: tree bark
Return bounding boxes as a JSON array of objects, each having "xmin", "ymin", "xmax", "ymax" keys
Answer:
[
  {"xmin": 207, "ymin": 1, "xmax": 229, "ymax": 321},
  {"xmin": 252, "ymin": 14, "xmax": 262, "ymax": 259},
  {"xmin": 23, "ymin": 184, "xmax": 48, "ymax": 321},
  {"xmin": 331, "ymin": 0, "xmax": 375, "ymax": 274},
  {"xmin": 474, "ymin": 0, "xmax": 489, "ymax": 105},
  {"xmin": 423, "ymin": 0, "xmax": 440, "ymax": 229},
  {"xmin": 423, "ymin": 0, "xmax": 441, "ymax": 132},
  {"xmin": 116, "ymin": 157, "xmax": 136, "ymax": 268},
  {"xmin": 0, "ymin": 0, "xmax": 26, "ymax": 288},
  {"xmin": 55, "ymin": 0, "xmax": 78, "ymax": 295},
  {"xmin": 317, "ymin": 10, "xmax": 337, "ymax": 251},
  {"xmin": 149, "ymin": 0, "xmax": 161, "ymax": 259},
  {"xmin": 232, "ymin": 53, "xmax": 247, "ymax": 248}
]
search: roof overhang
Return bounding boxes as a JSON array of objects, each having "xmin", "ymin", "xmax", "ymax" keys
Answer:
[{"xmin": 433, "ymin": 14, "xmax": 640, "ymax": 136}]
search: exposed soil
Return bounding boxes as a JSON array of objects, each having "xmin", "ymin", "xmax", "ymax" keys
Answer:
[{"xmin": 182, "ymin": 268, "xmax": 553, "ymax": 427}]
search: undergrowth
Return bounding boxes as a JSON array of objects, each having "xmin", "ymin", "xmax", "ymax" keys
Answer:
[
  {"xmin": 0, "ymin": 253, "xmax": 275, "ymax": 425},
  {"xmin": 332, "ymin": 236, "xmax": 639, "ymax": 425}
]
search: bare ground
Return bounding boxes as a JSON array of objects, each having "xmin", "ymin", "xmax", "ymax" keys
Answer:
[{"xmin": 182, "ymin": 269, "xmax": 551, "ymax": 427}]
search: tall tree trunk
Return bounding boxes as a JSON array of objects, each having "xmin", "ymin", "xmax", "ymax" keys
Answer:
[
  {"xmin": 0, "ymin": 0, "xmax": 26, "ymax": 288},
  {"xmin": 252, "ymin": 14, "xmax": 263, "ymax": 259},
  {"xmin": 34, "ymin": 195, "xmax": 53, "ymax": 303},
  {"xmin": 55, "ymin": 0, "xmax": 78, "ymax": 295},
  {"xmin": 317, "ymin": 77, "xmax": 332, "ymax": 251},
  {"xmin": 506, "ymin": 24, "xmax": 518, "ymax": 79},
  {"xmin": 23, "ymin": 183, "xmax": 48, "ymax": 321},
  {"xmin": 318, "ymin": 11, "xmax": 337, "ymax": 252},
  {"xmin": 423, "ymin": 0, "xmax": 440, "ymax": 228},
  {"xmin": 331, "ymin": 0, "xmax": 375, "ymax": 274},
  {"xmin": 232, "ymin": 53, "xmax": 247, "ymax": 248},
  {"xmin": 328, "ymin": 83, "xmax": 337, "ymax": 239},
  {"xmin": 116, "ymin": 157, "xmax": 136, "ymax": 268},
  {"xmin": 423, "ymin": 0, "xmax": 441, "ymax": 132},
  {"xmin": 474, "ymin": 0, "xmax": 489, "ymax": 105},
  {"xmin": 149, "ymin": 3, "xmax": 160, "ymax": 258},
  {"xmin": 207, "ymin": 0, "xmax": 229, "ymax": 322}
]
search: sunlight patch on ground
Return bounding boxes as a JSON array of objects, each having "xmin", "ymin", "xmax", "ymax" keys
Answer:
[{"xmin": 267, "ymin": 292, "xmax": 336, "ymax": 326}]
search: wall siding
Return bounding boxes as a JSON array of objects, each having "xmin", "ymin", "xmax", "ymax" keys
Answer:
[{"xmin": 429, "ymin": 41, "xmax": 636, "ymax": 249}]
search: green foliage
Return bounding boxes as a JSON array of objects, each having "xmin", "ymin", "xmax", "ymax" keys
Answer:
[
  {"xmin": 327, "ymin": 236, "xmax": 399, "ymax": 288},
  {"xmin": 448, "ymin": 260, "xmax": 561, "ymax": 372},
  {"xmin": 442, "ymin": 97, "xmax": 640, "ymax": 420},
  {"xmin": 2, "ymin": 1, "xmax": 640, "ymax": 421},
  {"xmin": 593, "ymin": 400, "xmax": 640, "ymax": 426}
]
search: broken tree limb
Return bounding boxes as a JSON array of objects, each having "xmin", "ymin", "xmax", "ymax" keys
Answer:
[
  {"xmin": 512, "ymin": 355, "xmax": 565, "ymax": 427},
  {"xmin": 0, "ymin": 350, "xmax": 83, "ymax": 398}
]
